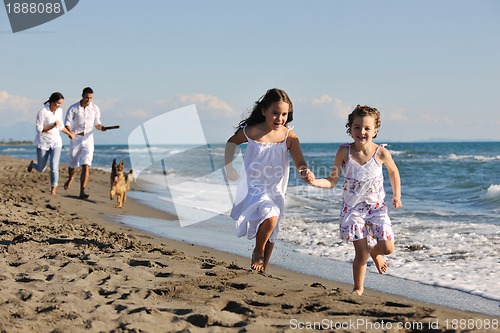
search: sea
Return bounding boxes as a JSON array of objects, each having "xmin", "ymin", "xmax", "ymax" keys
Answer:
[{"xmin": 2, "ymin": 141, "xmax": 499, "ymax": 315}]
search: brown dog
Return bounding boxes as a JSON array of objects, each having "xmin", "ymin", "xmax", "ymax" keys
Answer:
[{"xmin": 110, "ymin": 159, "xmax": 133, "ymax": 208}]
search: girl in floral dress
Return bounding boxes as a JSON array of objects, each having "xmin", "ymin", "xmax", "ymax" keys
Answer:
[{"xmin": 311, "ymin": 105, "xmax": 402, "ymax": 295}]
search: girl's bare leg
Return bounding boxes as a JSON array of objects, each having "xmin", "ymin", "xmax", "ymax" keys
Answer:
[
  {"xmin": 369, "ymin": 240, "xmax": 394, "ymax": 274},
  {"xmin": 352, "ymin": 239, "xmax": 370, "ymax": 295},
  {"xmin": 263, "ymin": 241, "xmax": 274, "ymax": 271},
  {"xmin": 252, "ymin": 216, "xmax": 278, "ymax": 272}
]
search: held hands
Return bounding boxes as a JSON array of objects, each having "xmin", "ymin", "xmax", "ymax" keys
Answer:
[
  {"xmin": 226, "ymin": 166, "xmax": 316, "ymax": 183},
  {"xmin": 299, "ymin": 168, "xmax": 315, "ymax": 183}
]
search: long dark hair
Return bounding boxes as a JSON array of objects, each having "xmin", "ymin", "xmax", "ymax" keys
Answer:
[
  {"xmin": 236, "ymin": 88, "xmax": 293, "ymax": 131},
  {"xmin": 44, "ymin": 92, "xmax": 64, "ymax": 105}
]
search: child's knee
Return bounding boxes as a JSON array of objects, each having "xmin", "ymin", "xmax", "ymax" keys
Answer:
[
  {"xmin": 372, "ymin": 240, "xmax": 394, "ymax": 255},
  {"xmin": 381, "ymin": 248, "xmax": 393, "ymax": 256},
  {"xmin": 380, "ymin": 241, "xmax": 394, "ymax": 255}
]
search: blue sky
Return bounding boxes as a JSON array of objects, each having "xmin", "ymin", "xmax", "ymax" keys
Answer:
[{"xmin": 1, "ymin": 0, "xmax": 499, "ymax": 144}]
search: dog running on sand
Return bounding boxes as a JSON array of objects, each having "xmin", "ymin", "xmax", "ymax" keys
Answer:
[{"xmin": 110, "ymin": 159, "xmax": 133, "ymax": 208}]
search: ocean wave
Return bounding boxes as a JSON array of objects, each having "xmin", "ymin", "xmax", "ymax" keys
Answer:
[
  {"xmin": 1, "ymin": 147, "xmax": 30, "ymax": 152},
  {"xmin": 126, "ymin": 147, "xmax": 179, "ymax": 154},
  {"xmin": 388, "ymin": 150, "xmax": 408, "ymax": 156},
  {"xmin": 482, "ymin": 184, "xmax": 500, "ymax": 199},
  {"xmin": 446, "ymin": 153, "xmax": 500, "ymax": 162},
  {"xmin": 303, "ymin": 151, "xmax": 337, "ymax": 158}
]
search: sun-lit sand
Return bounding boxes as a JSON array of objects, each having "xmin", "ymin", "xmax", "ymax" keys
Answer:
[{"xmin": 0, "ymin": 154, "xmax": 497, "ymax": 332}]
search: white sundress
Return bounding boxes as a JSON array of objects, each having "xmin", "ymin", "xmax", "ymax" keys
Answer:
[{"xmin": 230, "ymin": 126, "xmax": 291, "ymax": 243}]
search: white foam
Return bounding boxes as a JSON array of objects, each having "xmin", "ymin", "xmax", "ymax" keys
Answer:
[
  {"xmin": 279, "ymin": 213, "xmax": 500, "ymax": 302},
  {"xmin": 125, "ymin": 146, "xmax": 185, "ymax": 154},
  {"xmin": 303, "ymin": 151, "xmax": 338, "ymax": 157},
  {"xmin": 483, "ymin": 184, "xmax": 500, "ymax": 199},
  {"xmin": 2, "ymin": 147, "xmax": 30, "ymax": 152},
  {"xmin": 388, "ymin": 149, "xmax": 407, "ymax": 156},
  {"xmin": 447, "ymin": 153, "xmax": 500, "ymax": 162}
]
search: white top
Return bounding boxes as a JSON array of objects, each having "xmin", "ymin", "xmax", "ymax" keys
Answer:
[
  {"xmin": 230, "ymin": 126, "xmax": 291, "ymax": 242},
  {"xmin": 34, "ymin": 103, "xmax": 64, "ymax": 150},
  {"xmin": 342, "ymin": 144, "xmax": 386, "ymax": 208},
  {"xmin": 64, "ymin": 101, "xmax": 101, "ymax": 143}
]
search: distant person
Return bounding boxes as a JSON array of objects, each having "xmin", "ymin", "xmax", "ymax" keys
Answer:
[
  {"xmin": 63, "ymin": 87, "xmax": 108, "ymax": 198},
  {"xmin": 27, "ymin": 92, "xmax": 75, "ymax": 195},
  {"xmin": 310, "ymin": 105, "xmax": 402, "ymax": 295},
  {"xmin": 224, "ymin": 88, "xmax": 314, "ymax": 272}
]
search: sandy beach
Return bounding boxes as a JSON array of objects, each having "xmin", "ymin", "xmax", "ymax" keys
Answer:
[{"xmin": 0, "ymin": 154, "xmax": 498, "ymax": 333}]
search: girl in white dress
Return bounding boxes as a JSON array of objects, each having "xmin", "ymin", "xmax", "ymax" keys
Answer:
[
  {"xmin": 225, "ymin": 88, "xmax": 313, "ymax": 272},
  {"xmin": 311, "ymin": 105, "xmax": 402, "ymax": 295}
]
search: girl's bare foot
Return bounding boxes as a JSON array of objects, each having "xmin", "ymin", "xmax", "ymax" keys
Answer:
[
  {"xmin": 251, "ymin": 250, "xmax": 265, "ymax": 272},
  {"xmin": 352, "ymin": 288, "xmax": 364, "ymax": 296},
  {"xmin": 371, "ymin": 254, "xmax": 388, "ymax": 274},
  {"xmin": 64, "ymin": 179, "xmax": 71, "ymax": 190},
  {"xmin": 50, "ymin": 187, "xmax": 56, "ymax": 195}
]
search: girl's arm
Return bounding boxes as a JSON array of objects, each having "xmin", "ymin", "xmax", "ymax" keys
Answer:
[
  {"xmin": 224, "ymin": 128, "xmax": 246, "ymax": 181},
  {"xmin": 310, "ymin": 146, "xmax": 346, "ymax": 188},
  {"xmin": 379, "ymin": 147, "xmax": 402, "ymax": 209},
  {"xmin": 287, "ymin": 130, "xmax": 314, "ymax": 183}
]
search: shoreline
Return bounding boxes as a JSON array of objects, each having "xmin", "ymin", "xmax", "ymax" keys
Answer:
[
  {"xmin": 1, "ymin": 154, "xmax": 498, "ymax": 332},
  {"xmin": 115, "ymin": 211, "xmax": 500, "ymax": 316}
]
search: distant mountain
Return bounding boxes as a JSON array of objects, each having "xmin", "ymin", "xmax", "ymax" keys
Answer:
[{"xmin": 0, "ymin": 122, "xmax": 34, "ymax": 141}]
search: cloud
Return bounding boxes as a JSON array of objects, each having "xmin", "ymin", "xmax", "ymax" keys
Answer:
[
  {"xmin": 85, "ymin": 93, "xmax": 239, "ymax": 144},
  {"xmin": 385, "ymin": 108, "xmax": 409, "ymax": 122},
  {"xmin": 95, "ymin": 98, "xmax": 121, "ymax": 110},
  {"xmin": 421, "ymin": 113, "xmax": 453, "ymax": 126},
  {"xmin": 127, "ymin": 93, "xmax": 237, "ymax": 119},
  {"xmin": 0, "ymin": 90, "xmax": 38, "ymax": 123},
  {"xmin": 121, "ymin": 108, "xmax": 151, "ymax": 119},
  {"xmin": 177, "ymin": 93, "xmax": 235, "ymax": 117},
  {"xmin": 305, "ymin": 94, "xmax": 353, "ymax": 119},
  {"xmin": 311, "ymin": 94, "xmax": 334, "ymax": 105},
  {"xmin": 308, "ymin": 96, "xmax": 412, "ymax": 125},
  {"xmin": 387, "ymin": 113, "xmax": 408, "ymax": 122}
]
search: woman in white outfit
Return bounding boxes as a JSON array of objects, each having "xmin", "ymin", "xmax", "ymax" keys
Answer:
[{"xmin": 28, "ymin": 92, "xmax": 75, "ymax": 195}]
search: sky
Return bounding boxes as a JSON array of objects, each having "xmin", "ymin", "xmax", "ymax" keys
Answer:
[{"xmin": 1, "ymin": 0, "xmax": 499, "ymax": 144}]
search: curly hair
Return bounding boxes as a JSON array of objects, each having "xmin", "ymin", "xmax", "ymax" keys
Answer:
[
  {"xmin": 236, "ymin": 88, "xmax": 293, "ymax": 130},
  {"xmin": 346, "ymin": 105, "xmax": 381, "ymax": 138}
]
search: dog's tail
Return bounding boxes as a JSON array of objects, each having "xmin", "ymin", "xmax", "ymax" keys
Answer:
[{"xmin": 126, "ymin": 170, "xmax": 134, "ymax": 183}]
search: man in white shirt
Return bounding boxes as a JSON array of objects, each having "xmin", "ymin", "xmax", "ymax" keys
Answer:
[{"xmin": 63, "ymin": 87, "xmax": 107, "ymax": 198}]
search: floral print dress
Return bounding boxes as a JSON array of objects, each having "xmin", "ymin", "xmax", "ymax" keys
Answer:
[{"xmin": 339, "ymin": 144, "xmax": 394, "ymax": 243}]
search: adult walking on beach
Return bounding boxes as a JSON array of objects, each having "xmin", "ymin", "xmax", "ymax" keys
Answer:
[
  {"xmin": 63, "ymin": 87, "xmax": 108, "ymax": 199},
  {"xmin": 225, "ymin": 88, "xmax": 314, "ymax": 272},
  {"xmin": 27, "ymin": 92, "xmax": 75, "ymax": 195}
]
